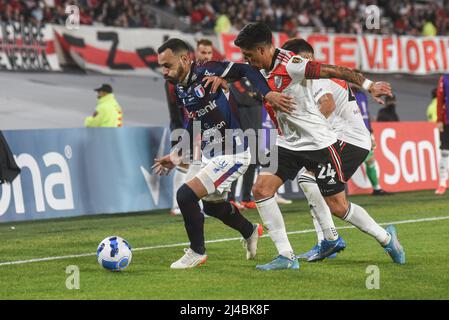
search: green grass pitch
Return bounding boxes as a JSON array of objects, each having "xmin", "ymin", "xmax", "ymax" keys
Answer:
[{"xmin": 1, "ymin": 190, "xmax": 449, "ymax": 300}]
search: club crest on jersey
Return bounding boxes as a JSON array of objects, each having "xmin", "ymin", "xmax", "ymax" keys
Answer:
[
  {"xmin": 274, "ymin": 76, "xmax": 283, "ymax": 89},
  {"xmin": 292, "ymin": 57, "xmax": 302, "ymax": 63},
  {"xmin": 194, "ymin": 84, "xmax": 206, "ymax": 98}
]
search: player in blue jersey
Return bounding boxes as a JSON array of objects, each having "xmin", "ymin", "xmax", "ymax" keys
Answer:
[
  {"xmin": 152, "ymin": 38, "xmax": 293, "ymax": 269},
  {"xmin": 352, "ymin": 86, "xmax": 392, "ymax": 196}
]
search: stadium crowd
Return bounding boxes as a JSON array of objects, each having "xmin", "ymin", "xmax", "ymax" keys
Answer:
[{"xmin": 0, "ymin": 0, "xmax": 447, "ymax": 36}]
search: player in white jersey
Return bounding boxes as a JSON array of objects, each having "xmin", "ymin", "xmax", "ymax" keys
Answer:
[
  {"xmin": 281, "ymin": 39, "xmax": 402, "ymax": 263},
  {"xmin": 230, "ymin": 23, "xmax": 405, "ymax": 269}
]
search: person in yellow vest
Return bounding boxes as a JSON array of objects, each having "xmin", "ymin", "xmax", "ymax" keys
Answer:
[
  {"xmin": 85, "ymin": 84, "xmax": 123, "ymax": 127},
  {"xmin": 427, "ymin": 88, "xmax": 438, "ymax": 122}
]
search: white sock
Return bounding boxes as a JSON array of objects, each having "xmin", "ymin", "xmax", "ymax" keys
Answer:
[
  {"xmin": 172, "ymin": 167, "xmax": 187, "ymax": 210},
  {"xmin": 438, "ymin": 150, "xmax": 449, "ymax": 187},
  {"xmin": 311, "ymin": 210, "xmax": 324, "ymax": 244},
  {"xmin": 343, "ymin": 202, "xmax": 391, "ymax": 246},
  {"xmin": 255, "ymin": 196, "xmax": 295, "ymax": 259},
  {"xmin": 298, "ymin": 173, "xmax": 339, "ymax": 241}
]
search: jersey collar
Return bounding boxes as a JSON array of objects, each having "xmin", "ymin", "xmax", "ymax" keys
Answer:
[
  {"xmin": 268, "ymin": 48, "xmax": 280, "ymax": 72},
  {"xmin": 181, "ymin": 62, "xmax": 195, "ymax": 87}
]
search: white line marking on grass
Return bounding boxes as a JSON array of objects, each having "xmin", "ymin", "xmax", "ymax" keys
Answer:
[{"xmin": 1, "ymin": 215, "xmax": 449, "ymax": 267}]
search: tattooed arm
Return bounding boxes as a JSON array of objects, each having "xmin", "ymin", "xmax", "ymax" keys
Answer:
[{"xmin": 314, "ymin": 63, "xmax": 393, "ymax": 104}]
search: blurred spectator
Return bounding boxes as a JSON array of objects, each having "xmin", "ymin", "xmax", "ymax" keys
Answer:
[
  {"xmin": 214, "ymin": 5, "xmax": 231, "ymax": 34},
  {"xmin": 227, "ymin": 78, "xmax": 263, "ymax": 210},
  {"xmin": 85, "ymin": 84, "xmax": 123, "ymax": 127},
  {"xmin": 427, "ymin": 88, "xmax": 438, "ymax": 122},
  {"xmin": 422, "ymin": 20, "xmax": 437, "ymax": 36},
  {"xmin": 377, "ymin": 95, "xmax": 400, "ymax": 122},
  {"xmin": 436, "ymin": 74, "xmax": 449, "ymax": 195},
  {"xmin": 195, "ymin": 38, "xmax": 213, "ymax": 62},
  {"xmin": 0, "ymin": 0, "xmax": 447, "ymax": 36}
]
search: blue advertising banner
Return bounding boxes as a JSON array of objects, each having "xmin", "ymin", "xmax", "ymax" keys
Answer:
[{"xmin": 0, "ymin": 127, "xmax": 173, "ymax": 223}]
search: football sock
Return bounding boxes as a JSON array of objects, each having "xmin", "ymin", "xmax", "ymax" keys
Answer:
[
  {"xmin": 311, "ymin": 210, "xmax": 325, "ymax": 244},
  {"xmin": 365, "ymin": 161, "xmax": 381, "ymax": 190},
  {"xmin": 172, "ymin": 167, "xmax": 187, "ymax": 209},
  {"xmin": 343, "ymin": 202, "xmax": 390, "ymax": 246},
  {"xmin": 255, "ymin": 196, "xmax": 295, "ymax": 260},
  {"xmin": 203, "ymin": 201, "xmax": 254, "ymax": 239},
  {"xmin": 438, "ymin": 150, "xmax": 449, "ymax": 187},
  {"xmin": 176, "ymin": 184, "xmax": 205, "ymax": 254},
  {"xmin": 298, "ymin": 173, "xmax": 339, "ymax": 241}
]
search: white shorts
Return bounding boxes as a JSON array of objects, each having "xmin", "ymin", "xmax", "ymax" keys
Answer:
[{"xmin": 187, "ymin": 150, "xmax": 251, "ymax": 202}]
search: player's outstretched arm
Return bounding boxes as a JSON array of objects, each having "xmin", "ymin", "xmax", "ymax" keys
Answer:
[
  {"xmin": 203, "ymin": 64, "xmax": 295, "ymax": 114},
  {"xmin": 318, "ymin": 64, "xmax": 393, "ymax": 104}
]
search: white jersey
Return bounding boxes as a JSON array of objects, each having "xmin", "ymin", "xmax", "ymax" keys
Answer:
[
  {"xmin": 264, "ymin": 48, "xmax": 337, "ymax": 151},
  {"xmin": 311, "ymin": 78, "xmax": 371, "ymax": 150}
]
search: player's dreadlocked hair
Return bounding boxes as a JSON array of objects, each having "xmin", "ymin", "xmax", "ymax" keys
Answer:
[
  {"xmin": 234, "ymin": 22, "xmax": 273, "ymax": 50},
  {"xmin": 281, "ymin": 39, "xmax": 314, "ymax": 55}
]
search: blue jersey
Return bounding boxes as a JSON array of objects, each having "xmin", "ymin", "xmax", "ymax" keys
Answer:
[
  {"xmin": 175, "ymin": 61, "xmax": 271, "ymax": 157},
  {"xmin": 354, "ymin": 91, "xmax": 372, "ymax": 132}
]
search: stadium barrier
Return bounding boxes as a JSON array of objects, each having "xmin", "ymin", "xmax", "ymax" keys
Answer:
[
  {"xmin": 0, "ymin": 127, "xmax": 173, "ymax": 223},
  {"xmin": 348, "ymin": 122, "xmax": 441, "ymax": 194},
  {"xmin": 0, "ymin": 122, "xmax": 441, "ymax": 223}
]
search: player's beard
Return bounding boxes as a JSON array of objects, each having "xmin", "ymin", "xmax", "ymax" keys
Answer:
[{"xmin": 164, "ymin": 64, "xmax": 185, "ymax": 84}]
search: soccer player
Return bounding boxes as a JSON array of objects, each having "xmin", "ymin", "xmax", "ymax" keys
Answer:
[
  {"xmin": 169, "ymin": 39, "xmax": 216, "ymax": 216},
  {"xmin": 232, "ymin": 23, "xmax": 405, "ymax": 269},
  {"xmin": 352, "ymin": 85, "xmax": 391, "ymax": 196},
  {"xmin": 281, "ymin": 39, "xmax": 400, "ymax": 262},
  {"xmin": 436, "ymin": 74, "xmax": 449, "ymax": 195},
  {"xmin": 153, "ymin": 38, "xmax": 293, "ymax": 269}
]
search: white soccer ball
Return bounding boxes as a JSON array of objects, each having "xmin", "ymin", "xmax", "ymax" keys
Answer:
[{"xmin": 96, "ymin": 236, "xmax": 132, "ymax": 271}]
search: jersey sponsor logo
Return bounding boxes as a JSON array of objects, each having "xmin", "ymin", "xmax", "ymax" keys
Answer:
[
  {"xmin": 194, "ymin": 84, "xmax": 206, "ymax": 98},
  {"xmin": 274, "ymin": 76, "xmax": 283, "ymax": 89},
  {"xmin": 292, "ymin": 57, "xmax": 302, "ymax": 63},
  {"xmin": 204, "ymin": 69, "xmax": 216, "ymax": 76},
  {"xmin": 188, "ymin": 99, "xmax": 218, "ymax": 118}
]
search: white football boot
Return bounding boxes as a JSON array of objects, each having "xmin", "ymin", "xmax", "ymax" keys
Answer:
[
  {"xmin": 241, "ymin": 224, "xmax": 263, "ymax": 260},
  {"xmin": 170, "ymin": 248, "xmax": 208, "ymax": 269}
]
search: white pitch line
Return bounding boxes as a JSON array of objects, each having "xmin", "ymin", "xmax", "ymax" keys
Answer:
[{"xmin": 1, "ymin": 215, "xmax": 449, "ymax": 267}]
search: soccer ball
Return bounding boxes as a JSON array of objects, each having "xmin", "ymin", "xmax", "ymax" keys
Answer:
[{"xmin": 96, "ymin": 236, "xmax": 132, "ymax": 271}]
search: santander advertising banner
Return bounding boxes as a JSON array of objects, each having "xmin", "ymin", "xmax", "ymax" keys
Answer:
[{"xmin": 348, "ymin": 122, "xmax": 441, "ymax": 195}]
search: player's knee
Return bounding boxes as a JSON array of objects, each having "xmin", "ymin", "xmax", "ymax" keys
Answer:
[
  {"xmin": 252, "ymin": 183, "xmax": 274, "ymax": 200},
  {"xmin": 176, "ymin": 184, "xmax": 198, "ymax": 207},
  {"xmin": 326, "ymin": 197, "xmax": 349, "ymax": 217}
]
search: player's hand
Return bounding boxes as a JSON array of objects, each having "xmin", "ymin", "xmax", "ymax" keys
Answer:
[
  {"xmin": 203, "ymin": 76, "xmax": 229, "ymax": 93},
  {"xmin": 152, "ymin": 153, "xmax": 177, "ymax": 175},
  {"xmin": 437, "ymin": 121, "xmax": 444, "ymax": 132},
  {"xmin": 368, "ymin": 81, "xmax": 393, "ymax": 104},
  {"xmin": 265, "ymin": 92, "xmax": 295, "ymax": 114}
]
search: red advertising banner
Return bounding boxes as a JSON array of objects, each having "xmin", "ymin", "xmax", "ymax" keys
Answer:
[
  {"xmin": 348, "ymin": 122, "xmax": 441, "ymax": 195},
  {"xmin": 219, "ymin": 33, "xmax": 449, "ymax": 75}
]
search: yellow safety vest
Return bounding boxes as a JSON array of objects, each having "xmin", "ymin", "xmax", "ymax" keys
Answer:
[{"xmin": 85, "ymin": 94, "xmax": 123, "ymax": 127}]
